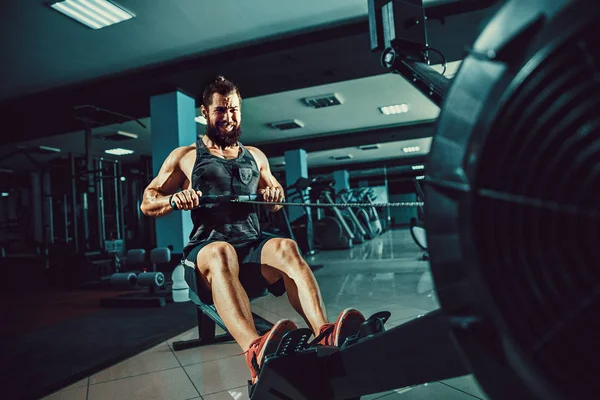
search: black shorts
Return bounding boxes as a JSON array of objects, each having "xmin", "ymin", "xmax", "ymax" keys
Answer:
[{"xmin": 182, "ymin": 234, "xmax": 286, "ymax": 305}]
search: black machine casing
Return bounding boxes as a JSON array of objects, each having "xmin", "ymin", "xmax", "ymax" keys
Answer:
[{"xmin": 426, "ymin": 1, "xmax": 599, "ymax": 399}]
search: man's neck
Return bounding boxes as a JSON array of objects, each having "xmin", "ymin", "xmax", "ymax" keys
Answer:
[{"xmin": 202, "ymin": 135, "xmax": 238, "ymax": 151}]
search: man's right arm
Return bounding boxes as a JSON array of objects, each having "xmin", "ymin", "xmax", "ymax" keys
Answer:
[{"xmin": 140, "ymin": 147, "xmax": 187, "ymax": 217}]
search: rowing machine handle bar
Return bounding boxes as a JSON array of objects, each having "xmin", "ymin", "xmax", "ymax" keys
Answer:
[
  {"xmin": 171, "ymin": 194, "xmax": 259, "ymax": 210},
  {"xmin": 199, "ymin": 194, "xmax": 259, "ymax": 204}
]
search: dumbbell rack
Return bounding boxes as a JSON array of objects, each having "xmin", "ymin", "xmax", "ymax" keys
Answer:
[{"xmin": 99, "ymin": 271, "xmax": 172, "ymax": 308}]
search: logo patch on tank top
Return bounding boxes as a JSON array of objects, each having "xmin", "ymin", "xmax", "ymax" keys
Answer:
[{"xmin": 238, "ymin": 167, "xmax": 253, "ymax": 185}]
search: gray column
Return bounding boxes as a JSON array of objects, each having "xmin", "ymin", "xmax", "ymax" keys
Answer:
[
  {"xmin": 284, "ymin": 149, "xmax": 308, "ymax": 222},
  {"xmin": 333, "ymin": 170, "xmax": 350, "ymax": 194},
  {"xmin": 150, "ymin": 91, "xmax": 196, "ymax": 253}
]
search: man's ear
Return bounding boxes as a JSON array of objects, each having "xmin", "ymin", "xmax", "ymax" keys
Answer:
[{"xmin": 200, "ymin": 105, "xmax": 207, "ymax": 117}]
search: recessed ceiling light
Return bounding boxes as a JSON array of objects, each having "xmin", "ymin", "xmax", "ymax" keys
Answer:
[
  {"xmin": 105, "ymin": 148, "xmax": 134, "ymax": 156},
  {"xmin": 303, "ymin": 94, "xmax": 344, "ymax": 109},
  {"xmin": 379, "ymin": 104, "xmax": 410, "ymax": 115},
  {"xmin": 358, "ymin": 144, "xmax": 380, "ymax": 151},
  {"xmin": 412, "ymin": 165, "xmax": 425, "ymax": 170},
  {"xmin": 402, "ymin": 146, "xmax": 420, "ymax": 153},
  {"xmin": 50, "ymin": 0, "xmax": 135, "ymax": 30},
  {"xmin": 271, "ymin": 120, "xmax": 304, "ymax": 131},
  {"xmin": 195, "ymin": 116, "xmax": 207, "ymax": 125},
  {"xmin": 331, "ymin": 154, "xmax": 353, "ymax": 161}
]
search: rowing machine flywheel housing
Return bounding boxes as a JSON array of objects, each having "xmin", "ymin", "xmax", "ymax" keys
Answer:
[{"xmin": 424, "ymin": 1, "xmax": 599, "ymax": 399}]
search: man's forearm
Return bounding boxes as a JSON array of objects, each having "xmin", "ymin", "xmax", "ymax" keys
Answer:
[{"xmin": 140, "ymin": 189, "xmax": 174, "ymax": 217}]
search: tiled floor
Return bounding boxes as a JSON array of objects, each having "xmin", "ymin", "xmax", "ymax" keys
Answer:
[{"xmin": 43, "ymin": 229, "xmax": 488, "ymax": 400}]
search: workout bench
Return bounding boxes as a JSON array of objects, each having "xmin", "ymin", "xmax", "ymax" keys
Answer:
[{"xmin": 172, "ymin": 286, "xmax": 275, "ymax": 351}]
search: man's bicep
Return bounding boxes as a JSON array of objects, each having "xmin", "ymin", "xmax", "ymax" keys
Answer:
[
  {"xmin": 249, "ymin": 146, "xmax": 281, "ymax": 188},
  {"xmin": 258, "ymin": 169, "xmax": 283, "ymax": 189}
]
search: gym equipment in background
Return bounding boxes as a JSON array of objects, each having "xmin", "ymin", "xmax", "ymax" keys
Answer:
[
  {"xmin": 308, "ymin": 178, "xmax": 354, "ymax": 250},
  {"xmin": 284, "ymin": 177, "xmax": 319, "ymax": 256},
  {"xmin": 100, "ymin": 247, "xmax": 172, "ymax": 308},
  {"xmin": 409, "ymin": 179, "xmax": 429, "ymax": 260},
  {"xmin": 337, "ymin": 189, "xmax": 370, "ymax": 244}
]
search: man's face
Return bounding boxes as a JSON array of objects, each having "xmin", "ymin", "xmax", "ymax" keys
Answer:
[{"xmin": 203, "ymin": 92, "xmax": 242, "ymax": 148}]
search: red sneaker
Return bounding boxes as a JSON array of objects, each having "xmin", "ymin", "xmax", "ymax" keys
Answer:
[
  {"xmin": 318, "ymin": 308, "xmax": 365, "ymax": 347},
  {"xmin": 245, "ymin": 319, "xmax": 297, "ymax": 383}
]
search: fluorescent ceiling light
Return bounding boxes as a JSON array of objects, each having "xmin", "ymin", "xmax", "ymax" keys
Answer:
[
  {"xmin": 105, "ymin": 148, "xmax": 134, "ymax": 156},
  {"xmin": 1, "ymin": 192, "xmax": 9, "ymax": 197},
  {"xmin": 402, "ymin": 146, "xmax": 420, "ymax": 153},
  {"xmin": 50, "ymin": 0, "xmax": 134, "ymax": 30},
  {"xmin": 195, "ymin": 116, "xmax": 207, "ymax": 125},
  {"xmin": 0, "ymin": 169, "xmax": 14, "ymax": 173},
  {"xmin": 116, "ymin": 131, "xmax": 138, "ymax": 139},
  {"xmin": 416, "ymin": 175, "xmax": 425, "ymax": 180},
  {"xmin": 39, "ymin": 145, "xmax": 61, "ymax": 153},
  {"xmin": 412, "ymin": 165, "xmax": 425, "ymax": 170},
  {"xmin": 379, "ymin": 104, "xmax": 410, "ymax": 115}
]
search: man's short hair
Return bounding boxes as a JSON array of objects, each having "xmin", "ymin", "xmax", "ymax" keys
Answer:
[{"xmin": 202, "ymin": 76, "xmax": 242, "ymax": 108}]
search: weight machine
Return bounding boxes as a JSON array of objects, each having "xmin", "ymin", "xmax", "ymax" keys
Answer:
[{"xmin": 250, "ymin": 1, "xmax": 599, "ymax": 399}]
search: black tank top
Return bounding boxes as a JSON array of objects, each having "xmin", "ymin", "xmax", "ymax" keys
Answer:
[{"xmin": 182, "ymin": 138, "xmax": 261, "ymax": 256}]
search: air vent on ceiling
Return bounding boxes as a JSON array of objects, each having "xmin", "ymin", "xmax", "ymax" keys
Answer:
[
  {"xmin": 358, "ymin": 144, "xmax": 381, "ymax": 151},
  {"xmin": 270, "ymin": 120, "xmax": 304, "ymax": 131},
  {"xmin": 331, "ymin": 154, "xmax": 353, "ymax": 161},
  {"xmin": 100, "ymin": 131, "xmax": 138, "ymax": 141},
  {"xmin": 303, "ymin": 93, "xmax": 343, "ymax": 109}
]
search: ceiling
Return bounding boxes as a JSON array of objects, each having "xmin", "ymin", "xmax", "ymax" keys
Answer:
[
  {"xmin": 1, "ymin": 0, "xmax": 371, "ymax": 101},
  {"xmin": 0, "ymin": 1, "xmax": 502, "ymax": 176}
]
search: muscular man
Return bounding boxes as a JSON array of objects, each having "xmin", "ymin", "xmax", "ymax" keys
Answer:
[{"xmin": 141, "ymin": 76, "xmax": 365, "ymax": 383}]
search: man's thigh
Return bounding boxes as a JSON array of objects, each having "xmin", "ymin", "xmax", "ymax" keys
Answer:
[
  {"xmin": 182, "ymin": 240, "xmax": 221, "ymax": 305},
  {"xmin": 238, "ymin": 235, "xmax": 286, "ymax": 297}
]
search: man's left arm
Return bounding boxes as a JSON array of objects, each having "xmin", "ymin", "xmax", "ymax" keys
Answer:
[{"xmin": 247, "ymin": 146, "xmax": 284, "ymax": 212}]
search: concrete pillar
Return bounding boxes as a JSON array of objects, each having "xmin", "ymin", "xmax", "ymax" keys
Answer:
[
  {"xmin": 284, "ymin": 149, "xmax": 308, "ymax": 222},
  {"xmin": 149, "ymin": 91, "xmax": 196, "ymax": 253},
  {"xmin": 333, "ymin": 170, "xmax": 350, "ymax": 195}
]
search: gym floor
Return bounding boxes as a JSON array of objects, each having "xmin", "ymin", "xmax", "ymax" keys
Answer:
[{"xmin": 42, "ymin": 229, "xmax": 488, "ymax": 400}]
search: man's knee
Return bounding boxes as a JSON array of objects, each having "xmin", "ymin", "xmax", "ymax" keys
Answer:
[
  {"xmin": 270, "ymin": 238, "xmax": 310, "ymax": 273},
  {"xmin": 196, "ymin": 242, "xmax": 238, "ymax": 279},
  {"xmin": 271, "ymin": 238, "xmax": 300, "ymax": 258}
]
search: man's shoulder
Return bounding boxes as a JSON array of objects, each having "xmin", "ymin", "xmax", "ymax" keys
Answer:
[
  {"xmin": 244, "ymin": 145, "xmax": 264, "ymax": 156},
  {"xmin": 167, "ymin": 144, "xmax": 197, "ymax": 166},
  {"xmin": 175, "ymin": 143, "xmax": 197, "ymax": 155}
]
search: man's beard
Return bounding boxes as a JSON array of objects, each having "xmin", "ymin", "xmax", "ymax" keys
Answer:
[{"xmin": 205, "ymin": 121, "xmax": 242, "ymax": 148}]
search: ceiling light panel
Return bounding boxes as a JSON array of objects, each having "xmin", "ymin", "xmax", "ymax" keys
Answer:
[
  {"xmin": 303, "ymin": 93, "xmax": 344, "ymax": 109},
  {"xmin": 271, "ymin": 120, "xmax": 304, "ymax": 131},
  {"xmin": 105, "ymin": 148, "xmax": 134, "ymax": 156},
  {"xmin": 50, "ymin": 0, "xmax": 135, "ymax": 30}
]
